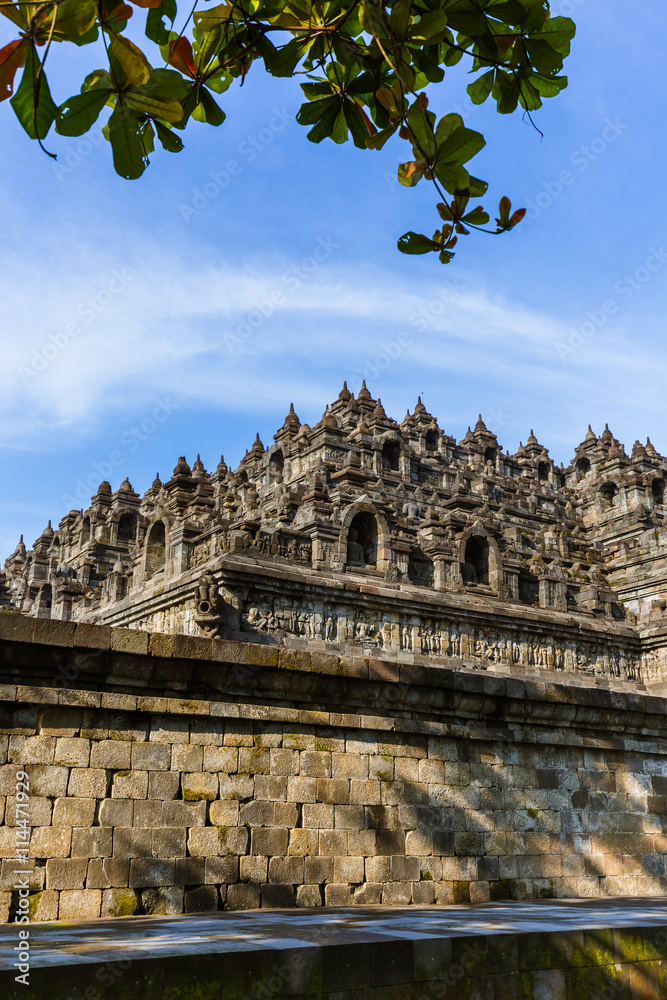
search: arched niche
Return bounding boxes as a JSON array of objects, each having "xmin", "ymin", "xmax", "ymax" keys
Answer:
[
  {"xmin": 145, "ymin": 521, "xmax": 166, "ymax": 578},
  {"xmin": 269, "ymin": 449, "xmax": 284, "ymax": 477},
  {"xmin": 484, "ymin": 446, "xmax": 497, "ymax": 465},
  {"xmin": 519, "ymin": 570, "xmax": 539, "ymax": 606},
  {"xmin": 425, "ymin": 429, "xmax": 439, "ymax": 453},
  {"xmin": 651, "ymin": 478, "xmax": 665, "ymax": 506},
  {"xmin": 461, "ymin": 536, "xmax": 489, "ymax": 586},
  {"xmin": 35, "ymin": 583, "xmax": 52, "ymax": 618},
  {"xmin": 575, "ymin": 456, "xmax": 590, "ymax": 482},
  {"xmin": 340, "ymin": 502, "xmax": 391, "ymax": 572},
  {"xmin": 538, "ymin": 461, "xmax": 550, "ymax": 482},
  {"xmin": 80, "ymin": 516, "xmax": 91, "ymax": 546},
  {"xmin": 346, "ymin": 512, "xmax": 378, "ymax": 566},
  {"xmin": 458, "ymin": 526, "xmax": 501, "ymax": 591},
  {"xmin": 382, "ymin": 440, "xmax": 400, "ymax": 472},
  {"xmin": 118, "ymin": 513, "xmax": 137, "ymax": 542},
  {"xmin": 599, "ymin": 482, "xmax": 619, "ymax": 509}
]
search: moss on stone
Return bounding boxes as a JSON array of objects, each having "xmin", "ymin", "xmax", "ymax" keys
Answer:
[{"xmin": 104, "ymin": 889, "xmax": 140, "ymax": 917}]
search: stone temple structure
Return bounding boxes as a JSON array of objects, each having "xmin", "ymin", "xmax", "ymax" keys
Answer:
[
  {"xmin": 3, "ymin": 386, "xmax": 667, "ymax": 926},
  {"xmin": 3, "ymin": 383, "xmax": 667, "ymax": 689}
]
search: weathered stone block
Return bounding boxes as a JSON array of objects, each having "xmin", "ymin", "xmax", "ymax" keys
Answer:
[
  {"xmin": 46, "ymin": 858, "xmax": 88, "ymax": 890},
  {"xmin": 152, "ymin": 828, "xmax": 186, "ymax": 859},
  {"xmin": 209, "ymin": 800, "xmax": 239, "ymax": 826},
  {"xmin": 182, "ymin": 771, "xmax": 218, "ymax": 800},
  {"xmin": 30, "ymin": 826, "xmax": 72, "ymax": 859},
  {"xmin": 240, "ymin": 855, "xmax": 268, "ymax": 883},
  {"xmin": 86, "ymin": 858, "xmax": 130, "ymax": 889},
  {"xmin": 72, "ymin": 828, "xmax": 113, "ymax": 858},
  {"xmin": 99, "ymin": 797, "xmax": 133, "ymax": 827},
  {"xmin": 300, "ymin": 750, "xmax": 331, "ymax": 777},
  {"xmin": 239, "ymin": 799, "xmax": 275, "ymax": 826},
  {"xmin": 9, "ymin": 735, "xmax": 56, "ymax": 765},
  {"xmin": 142, "ymin": 886, "xmax": 184, "ymax": 915},
  {"xmin": 129, "ymin": 859, "xmax": 175, "ymax": 887},
  {"xmin": 268, "ymin": 856, "xmax": 304, "ymax": 884},
  {"xmin": 296, "ymin": 883, "xmax": 322, "ymax": 907},
  {"xmin": 325, "ymin": 882, "xmax": 353, "ymax": 905},
  {"xmin": 52, "ymin": 796, "xmax": 95, "ymax": 828},
  {"xmin": 27, "ymin": 765, "xmax": 70, "ymax": 797},
  {"xmin": 68, "ymin": 767, "xmax": 108, "ymax": 798},
  {"xmin": 148, "ymin": 771, "xmax": 180, "ymax": 800},
  {"xmin": 111, "ymin": 769, "xmax": 148, "ymax": 799},
  {"xmin": 113, "ymin": 827, "xmax": 151, "ymax": 859},
  {"xmin": 270, "ymin": 748, "xmax": 300, "ymax": 776},
  {"xmin": 132, "ymin": 743, "xmax": 171, "ymax": 771},
  {"xmin": 303, "ymin": 803, "xmax": 334, "ymax": 829},
  {"xmin": 133, "ymin": 799, "xmax": 163, "ymax": 828},
  {"xmin": 5, "ymin": 794, "xmax": 52, "ymax": 827},
  {"xmin": 27, "ymin": 889, "xmax": 59, "ymax": 922},
  {"xmin": 59, "ymin": 888, "xmax": 102, "ymax": 920},
  {"xmin": 334, "ymin": 856, "xmax": 364, "ymax": 883},
  {"xmin": 218, "ymin": 774, "xmax": 253, "ymax": 800},
  {"xmin": 287, "ymin": 775, "xmax": 317, "ymax": 803},
  {"xmin": 172, "ymin": 744, "xmax": 203, "ymax": 772},
  {"xmin": 305, "ymin": 856, "xmax": 333, "ymax": 883},
  {"xmin": 185, "ymin": 884, "xmax": 218, "ymax": 912},
  {"xmin": 162, "ymin": 800, "xmax": 207, "ymax": 827},
  {"xmin": 251, "ymin": 827, "xmax": 289, "ymax": 856},
  {"xmin": 334, "ymin": 804, "xmax": 364, "ymax": 830},
  {"xmin": 288, "ymin": 829, "xmax": 319, "ymax": 857},
  {"xmin": 100, "ymin": 887, "xmax": 140, "ymax": 917},
  {"xmin": 204, "ymin": 856, "xmax": 239, "ymax": 884},
  {"xmin": 226, "ymin": 883, "xmax": 260, "ymax": 910}
]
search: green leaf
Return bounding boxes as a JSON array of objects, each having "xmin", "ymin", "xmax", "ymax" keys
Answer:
[
  {"xmin": 366, "ymin": 122, "xmax": 398, "ymax": 150},
  {"xmin": 154, "ymin": 118, "xmax": 183, "ymax": 152},
  {"xmin": 397, "ymin": 232, "xmax": 438, "ymax": 255},
  {"xmin": 190, "ymin": 87, "xmax": 226, "ymax": 125},
  {"xmin": 462, "ymin": 207, "xmax": 490, "ymax": 226},
  {"xmin": 56, "ymin": 89, "xmax": 109, "ymax": 136},
  {"xmin": 10, "ymin": 44, "xmax": 57, "ymax": 140},
  {"xmin": 531, "ymin": 17, "xmax": 576, "ymax": 57},
  {"xmin": 140, "ymin": 68, "xmax": 190, "ymax": 100},
  {"xmin": 533, "ymin": 74, "xmax": 568, "ymax": 98},
  {"xmin": 146, "ymin": 0, "xmax": 177, "ymax": 46},
  {"xmin": 82, "ymin": 69, "xmax": 114, "ymax": 92},
  {"xmin": 107, "ymin": 104, "xmax": 151, "ymax": 179},
  {"xmin": 467, "ymin": 175, "xmax": 488, "ymax": 197},
  {"xmin": 126, "ymin": 89, "xmax": 184, "ymax": 123},
  {"xmin": 53, "ymin": 0, "xmax": 97, "ymax": 39},
  {"xmin": 434, "ymin": 113, "xmax": 463, "ymax": 145},
  {"xmin": 297, "ymin": 96, "xmax": 348, "ymax": 143},
  {"xmin": 437, "ymin": 125, "xmax": 485, "ymax": 165},
  {"xmin": 434, "ymin": 160, "xmax": 470, "ymax": 193},
  {"xmin": 265, "ymin": 37, "xmax": 313, "ymax": 77},
  {"xmin": 467, "ymin": 69, "xmax": 494, "ymax": 105},
  {"xmin": 343, "ymin": 100, "xmax": 371, "ymax": 149},
  {"xmin": 409, "ymin": 10, "xmax": 449, "ymax": 44},
  {"xmin": 406, "ymin": 100, "xmax": 436, "ymax": 160},
  {"xmin": 108, "ymin": 33, "xmax": 152, "ymax": 87}
]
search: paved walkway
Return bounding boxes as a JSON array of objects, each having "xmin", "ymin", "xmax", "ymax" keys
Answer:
[{"xmin": 2, "ymin": 898, "xmax": 667, "ymax": 970}]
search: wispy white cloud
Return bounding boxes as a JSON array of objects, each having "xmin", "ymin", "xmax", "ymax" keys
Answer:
[{"xmin": 2, "ymin": 230, "xmax": 667, "ymax": 462}]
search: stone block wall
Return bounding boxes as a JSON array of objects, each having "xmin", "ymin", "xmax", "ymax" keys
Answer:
[{"xmin": 1, "ymin": 612, "xmax": 667, "ymax": 921}]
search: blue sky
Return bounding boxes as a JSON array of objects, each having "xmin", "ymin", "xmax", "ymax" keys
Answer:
[{"xmin": 1, "ymin": 1, "xmax": 665, "ymax": 560}]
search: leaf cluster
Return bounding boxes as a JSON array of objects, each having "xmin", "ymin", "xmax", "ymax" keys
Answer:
[{"xmin": 0, "ymin": 0, "xmax": 575, "ymax": 262}]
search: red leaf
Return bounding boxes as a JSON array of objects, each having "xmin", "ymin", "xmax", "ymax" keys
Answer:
[
  {"xmin": 101, "ymin": 4, "xmax": 133, "ymax": 26},
  {"xmin": 167, "ymin": 37, "xmax": 196, "ymax": 77},
  {"xmin": 508, "ymin": 208, "xmax": 526, "ymax": 227},
  {"xmin": 129, "ymin": 0, "xmax": 162, "ymax": 7},
  {"xmin": 0, "ymin": 38, "xmax": 26, "ymax": 102}
]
